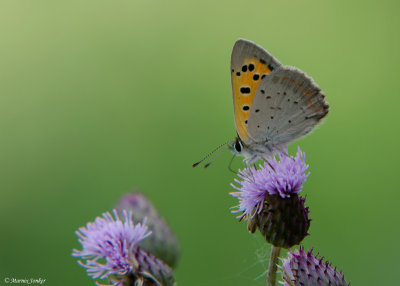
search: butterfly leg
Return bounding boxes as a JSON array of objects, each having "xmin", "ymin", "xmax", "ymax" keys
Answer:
[
  {"xmin": 279, "ymin": 146, "xmax": 295, "ymax": 161},
  {"xmin": 228, "ymin": 154, "xmax": 237, "ymax": 174},
  {"xmin": 265, "ymin": 159, "xmax": 276, "ymax": 172}
]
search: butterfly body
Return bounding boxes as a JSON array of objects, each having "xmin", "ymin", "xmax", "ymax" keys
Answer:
[{"xmin": 230, "ymin": 39, "xmax": 329, "ymax": 163}]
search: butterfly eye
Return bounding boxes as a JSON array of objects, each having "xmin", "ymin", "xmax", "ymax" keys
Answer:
[{"xmin": 234, "ymin": 140, "xmax": 242, "ymax": 153}]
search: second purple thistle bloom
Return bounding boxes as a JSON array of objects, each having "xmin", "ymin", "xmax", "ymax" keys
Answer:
[
  {"xmin": 72, "ymin": 210, "xmax": 175, "ymax": 286},
  {"xmin": 230, "ymin": 146, "xmax": 311, "ymax": 248}
]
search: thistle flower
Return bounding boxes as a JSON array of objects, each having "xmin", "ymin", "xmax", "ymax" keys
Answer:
[
  {"xmin": 281, "ymin": 248, "xmax": 349, "ymax": 286},
  {"xmin": 230, "ymin": 146, "xmax": 311, "ymax": 248},
  {"xmin": 116, "ymin": 192, "xmax": 180, "ymax": 268},
  {"xmin": 231, "ymin": 146, "xmax": 309, "ymax": 218},
  {"xmin": 72, "ymin": 209, "xmax": 175, "ymax": 286}
]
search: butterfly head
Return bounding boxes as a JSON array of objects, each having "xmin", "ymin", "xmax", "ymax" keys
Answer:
[{"xmin": 228, "ymin": 137, "xmax": 257, "ymax": 163}]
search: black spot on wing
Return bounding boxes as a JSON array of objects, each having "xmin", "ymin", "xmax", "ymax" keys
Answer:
[{"xmin": 240, "ymin": 87, "xmax": 251, "ymax": 94}]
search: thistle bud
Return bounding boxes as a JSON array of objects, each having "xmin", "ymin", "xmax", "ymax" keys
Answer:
[
  {"xmin": 250, "ymin": 194, "xmax": 310, "ymax": 248},
  {"xmin": 281, "ymin": 247, "xmax": 349, "ymax": 286}
]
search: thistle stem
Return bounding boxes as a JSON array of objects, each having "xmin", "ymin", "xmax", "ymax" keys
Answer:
[{"xmin": 266, "ymin": 245, "xmax": 281, "ymax": 286}]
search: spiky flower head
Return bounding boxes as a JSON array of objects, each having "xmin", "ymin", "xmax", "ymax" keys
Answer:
[
  {"xmin": 281, "ymin": 247, "xmax": 349, "ymax": 286},
  {"xmin": 72, "ymin": 209, "xmax": 175, "ymax": 286},
  {"xmin": 230, "ymin": 146, "xmax": 311, "ymax": 248},
  {"xmin": 231, "ymin": 146, "xmax": 309, "ymax": 218},
  {"xmin": 116, "ymin": 192, "xmax": 180, "ymax": 268}
]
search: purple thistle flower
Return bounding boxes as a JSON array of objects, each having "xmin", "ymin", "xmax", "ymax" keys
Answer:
[
  {"xmin": 72, "ymin": 209, "xmax": 151, "ymax": 285},
  {"xmin": 281, "ymin": 247, "xmax": 349, "ymax": 286},
  {"xmin": 116, "ymin": 192, "xmax": 180, "ymax": 268},
  {"xmin": 230, "ymin": 146, "xmax": 309, "ymax": 219}
]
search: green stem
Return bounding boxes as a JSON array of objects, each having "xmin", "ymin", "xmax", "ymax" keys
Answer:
[{"xmin": 266, "ymin": 245, "xmax": 281, "ymax": 286}]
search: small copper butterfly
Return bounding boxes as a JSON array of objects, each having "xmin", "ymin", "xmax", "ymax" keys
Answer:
[{"xmin": 194, "ymin": 39, "xmax": 329, "ymax": 167}]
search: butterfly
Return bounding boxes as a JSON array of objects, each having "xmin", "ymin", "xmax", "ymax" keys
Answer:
[{"xmin": 193, "ymin": 39, "xmax": 329, "ymax": 167}]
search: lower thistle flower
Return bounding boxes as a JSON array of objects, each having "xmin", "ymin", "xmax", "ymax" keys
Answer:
[
  {"xmin": 230, "ymin": 146, "xmax": 311, "ymax": 248},
  {"xmin": 116, "ymin": 192, "xmax": 180, "ymax": 269},
  {"xmin": 281, "ymin": 247, "xmax": 349, "ymax": 286},
  {"xmin": 72, "ymin": 209, "xmax": 175, "ymax": 286}
]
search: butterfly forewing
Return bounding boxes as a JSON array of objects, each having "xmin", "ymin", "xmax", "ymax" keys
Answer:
[
  {"xmin": 247, "ymin": 67, "xmax": 329, "ymax": 146},
  {"xmin": 230, "ymin": 39, "xmax": 281, "ymax": 144}
]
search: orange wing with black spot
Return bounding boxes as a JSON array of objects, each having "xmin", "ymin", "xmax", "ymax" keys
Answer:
[{"xmin": 231, "ymin": 39, "xmax": 281, "ymax": 143}]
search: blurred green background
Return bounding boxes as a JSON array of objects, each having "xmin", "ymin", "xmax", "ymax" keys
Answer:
[{"xmin": 0, "ymin": 0, "xmax": 399, "ymax": 285}]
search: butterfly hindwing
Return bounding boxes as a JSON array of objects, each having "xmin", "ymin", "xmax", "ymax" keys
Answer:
[
  {"xmin": 247, "ymin": 66, "xmax": 329, "ymax": 146},
  {"xmin": 231, "ymin": 39, "xmax": 281, "ymax": 144}
]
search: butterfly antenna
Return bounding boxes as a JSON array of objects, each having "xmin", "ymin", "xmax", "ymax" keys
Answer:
[
  {"xmin": 192, "ymin": 140, "xmax": 231, "ymax": 168},
  {"xmin": 203, "ymin": 145, "xmax": 227, "ymax": 168}
]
